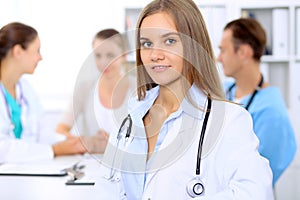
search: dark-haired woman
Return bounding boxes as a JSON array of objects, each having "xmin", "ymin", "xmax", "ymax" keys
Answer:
[{"xmin": 0, "ymin": 22, "xmax": 86, "ymax": 163}]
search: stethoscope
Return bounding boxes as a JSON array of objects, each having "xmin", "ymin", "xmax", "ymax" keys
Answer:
[
  {"xmin": 111, "ymin": 96, "xmax": 212, "ymax": 198},
  {"xmin": 186, "ymin": 96, "xmax": 211, "ymax": 197},
  {"xmin": 226, "ymin": 74, "xmax": 263, "ymax": 110},
  {"xmin": 106, "ymin": 114, "xmax": 132, "ymax": 181},
  {"xmin": 117, "ymin": 114, "xmax": 132, "ymax": 142}
]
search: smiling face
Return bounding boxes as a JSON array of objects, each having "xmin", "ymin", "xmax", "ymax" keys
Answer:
[{"xmin": 139, "ymin": 12, "xmax": 184, "ymax": 87}]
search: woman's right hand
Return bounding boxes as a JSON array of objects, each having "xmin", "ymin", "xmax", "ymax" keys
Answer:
[
  {"xmin": 55, "ymin": 123, "xmax": 73, "ymax": 137},
  {"xmin": 80, "ymin": 130, "xmax": 109, "ymax": 154},
  {"xmin": 52, "ymin": 136, "xmax": 87, "ymax": 156}
]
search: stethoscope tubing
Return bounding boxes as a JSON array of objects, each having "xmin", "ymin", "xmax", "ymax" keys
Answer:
[
  {"xmin": 109, "ymin": 96, "xmax": 212, "ymax": 198},
  {"xmin": 226, "ymin": 74, "xmax": 263, "ymax": 110},
  {"xmin": 196, "ymin": 96, "xmax": 211, "ymax": 175}
]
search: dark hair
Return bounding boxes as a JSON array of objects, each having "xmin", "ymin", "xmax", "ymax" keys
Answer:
[
  {"xmin": 92, "ymin": 28, "xmax": 127, "ymax": 52},
  {"xmin": 135, "ymin": 0, "xmax": 224, "ymax": 100},
  {"xmin": 0, "ymin": 22, "xmax": 38, "ymax": 61},
  {"xmin": 224, "ymin": 18, "xmax": 266, "ymax": 61}
]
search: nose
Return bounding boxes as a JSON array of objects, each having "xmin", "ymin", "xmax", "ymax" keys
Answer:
[
  {"xmin": 216, "ymin": 53, "xmax": 222, "ymax": 63},
  {"xmin": 97, "ymin": 57, "xmax": 112, "ymax": 71},
  {"xmin": 100, "ymin": 58, "xmax": 111, "ymax": 68},
  {"xmin": 150, "ymin": 48, "xmax": 165, "ymax": 62},
  {"xmin": 37, "ymin": 52, "xmax": 43, "ymax": 61}
]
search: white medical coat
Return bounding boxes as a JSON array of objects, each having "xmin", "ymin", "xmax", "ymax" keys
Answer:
[
  {"xmin": 101, "ymin": 86, "xmax": 274, "ymax": 200},
  {"xmin": 0, "ymin": 78, "xmax": 64, "ymax": 163},
  {"xmin": 141, "ymin": 101, "xmax": 273, "ymax": 200}
]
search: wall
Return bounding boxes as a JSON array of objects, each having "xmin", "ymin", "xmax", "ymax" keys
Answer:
[{"xmin": 0, "ymin": 0, "xmax": 125, "ymax": 112}]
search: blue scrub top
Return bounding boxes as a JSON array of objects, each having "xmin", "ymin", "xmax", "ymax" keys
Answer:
[{"xmin": 2, "ymin": 86, "xmax": 23, "ymax": 139}]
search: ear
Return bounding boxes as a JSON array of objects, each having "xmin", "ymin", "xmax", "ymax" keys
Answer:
[
  {"xmin": 237, "ymin": 44, "xmax": 253, "ymax": 60},
  {"xmin": 11, "ymin": 44, "xmax": 24, "ymax": 58}
]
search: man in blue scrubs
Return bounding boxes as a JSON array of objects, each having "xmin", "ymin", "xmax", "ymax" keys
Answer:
[{"xmin": 217, "ymin": 18, "xmax": 297, "ymax": 186}]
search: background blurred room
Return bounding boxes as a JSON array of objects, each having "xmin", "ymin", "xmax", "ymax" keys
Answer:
[{"xmin": 1, "ymin": 0, "xmax": 299, "ymax": 199}]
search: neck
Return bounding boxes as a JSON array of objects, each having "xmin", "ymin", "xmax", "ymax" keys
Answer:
[
  {"xmin": 156, "ymin": 83, "xmax": 187, "ymax": 114},
  {"xmin": 0, "ymin": 61, "xmax": 20, "ymax": 97},
  {"xmin": 235, "ymin": 73, "xmax": 262, "ymax": 98},
  {"xmin": 98, "ymin": 73, "xmax": 130, "ymax": 108},
  {"xmin": 98, "ymin": 73, "xmax": 122, "ymax": 91},
  {"xmin": 233, "ymin": 62, "xmax": 263, "ymax": 98}
]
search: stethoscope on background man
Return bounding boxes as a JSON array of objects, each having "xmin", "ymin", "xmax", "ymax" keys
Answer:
[
  {"xmin": 109, "ymin": 96, "xmax": 212, "ymax": 198},
  {"xmin": 226, "ymin": 74, "xmax": 264, "ymax": 110}
]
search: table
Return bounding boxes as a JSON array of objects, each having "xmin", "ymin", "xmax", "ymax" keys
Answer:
[{"xmin": 0, "ymin": 154, "xmax": 120, "ymax": 200}]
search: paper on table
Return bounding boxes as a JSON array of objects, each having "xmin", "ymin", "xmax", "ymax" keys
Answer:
[{"xmin": 0, "ymin": 162, "xmax": 71, "ymax": 176}]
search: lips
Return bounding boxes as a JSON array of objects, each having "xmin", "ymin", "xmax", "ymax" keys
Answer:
[{"xmin": 151, "ymin": 65, "xmax": 171, "ymax": 72}]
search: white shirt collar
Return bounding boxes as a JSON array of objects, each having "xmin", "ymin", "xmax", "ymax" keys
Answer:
[{"xmin": 128, "ymin": 84, "xmax": 208, "ymax": 126}]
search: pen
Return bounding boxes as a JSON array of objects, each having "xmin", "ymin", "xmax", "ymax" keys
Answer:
[{"xmin": 65, "ymin": 181, "xmax": 95, "ymax": 186}]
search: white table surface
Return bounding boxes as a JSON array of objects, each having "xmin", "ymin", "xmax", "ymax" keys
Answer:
[{"xmin": 0, "ymin": 154, "xmax": 121, "ymax": 200}]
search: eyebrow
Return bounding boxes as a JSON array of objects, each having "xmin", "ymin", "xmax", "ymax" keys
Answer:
[{"xmin": 140, "ymin": 32, "xmax": 180, "ymax": 40}]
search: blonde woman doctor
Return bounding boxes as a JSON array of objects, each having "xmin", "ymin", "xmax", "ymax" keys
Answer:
[
  {"xmin": 0, "ymin": 22, "xmax": 86, "ymax": 163},
  {"xmin": 100, "ymin": 0, "xmax": 274, "ymax": 199}
]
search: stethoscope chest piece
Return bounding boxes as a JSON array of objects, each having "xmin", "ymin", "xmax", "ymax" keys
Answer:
[
  {"xmin": 122, "ymin": 132, "xmax": 134, "ymax": 146},
  {"xmin": 186, "ymin": 177, "xmax": 205, "ymax": 198},
  {"xmin": 117, "ymin": 114, "xmax": 134, "ymax": 146}
]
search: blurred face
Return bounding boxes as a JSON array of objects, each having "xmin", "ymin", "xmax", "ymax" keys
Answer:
[
  {"xmin": 139, "ymin": 12, "xmax": 184, "ymax": 86},
  {"xmin": 21, "ymin": 36, "xmax": 42, "ymax": 74},
  {"xmin": 217, "ymin": 29, "xmax": 242, "ymax": 78},
  {"xmin": 93, "ymin": 38, "xmax": 125, "ymax": 78}
]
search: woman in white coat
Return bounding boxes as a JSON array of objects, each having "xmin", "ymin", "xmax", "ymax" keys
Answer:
[
  {"xmin": 100, "ymin": 0, "xmax": 274, "ymax": 199},
  {"xmin": 0, "ymin": 22, "xmax": 86, "ymax": 163}
]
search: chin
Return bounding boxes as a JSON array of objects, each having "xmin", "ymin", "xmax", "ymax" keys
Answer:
[{"xmin": 27, "ymin": 68, "xmax": 36, "ymax": 74}]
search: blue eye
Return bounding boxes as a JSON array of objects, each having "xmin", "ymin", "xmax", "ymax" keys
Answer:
[
  {"xmin": 166, "ymin": 38, "xmax": 176, "ymax": 45},
  {"xmin": 141, "ymin": 41, "xmax": 152, "ymax": 48}
]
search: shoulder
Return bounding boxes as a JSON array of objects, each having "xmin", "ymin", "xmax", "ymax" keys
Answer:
[
  {"xmin": 252, "ymin": 86, "xmax": 289, "ymax": 117},
  {"xmin": 222, "ymin": 100, "xmax": 253, "ymax": 127},
  {"xmin": 214, "ymin": 100, "xmax": 255, "ymax": 142},
  {"xmin": 259, "ymin": 86, "xmax": 283, "ymax": 101},
  {"xmin": 19, "ymin": 78, "xmax": 39, "ymax": 101},
  {"xmin": 19, "ymin": 77, "xmax": 34, "ymax": 90},
  {"xmin": 209, "ymin": 100, "xmax": 264, "ymax": 172},
  {"xmin": 19, "ymin": 77, "xmax": 43, "ymax": 113},
  {"xmin": 128, "ymin": 86, "xmax": 158, "ymax": 118}
]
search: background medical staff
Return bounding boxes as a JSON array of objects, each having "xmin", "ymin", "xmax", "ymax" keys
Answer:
[
  {"xmin": 56, "ymin": 28, "xmax": 136, "ymax": 154},
  {"xmin": 100, "ymin": 0, "xmax": 274, "ymax": 199},
  {"xmin": 0, "ymin": 22, "xmax": 87, "ymax": 163},
  {"xmin": 217, "ymin": 18, "xmax": 297, "ymax": 186}
]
